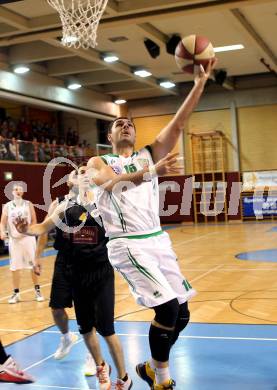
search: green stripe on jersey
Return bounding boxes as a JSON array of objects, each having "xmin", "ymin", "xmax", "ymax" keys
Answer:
[
  {"xmin": 127, "ymin": 248, "xmax": 162, "ymax": 286},
  {"xmin": 109, "ymin": 230, "xmax": 163, "ymax": 240},
  {"xmin": 109, "ymin": 193, "xmax": 127, "ymax": 233}
]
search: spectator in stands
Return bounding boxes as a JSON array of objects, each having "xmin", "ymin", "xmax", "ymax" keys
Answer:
[
  {"xmin": 8, "ymin": 137, "xmax": 23, "ymax": 161},
  {"xmin": 7, "ymin": 117, "xmax": 16, "ymax": 135},
  {"xmin": 30, "ymin": 137, "xmax": 39, "ymax": 162},
  {"xmin": 44, "ymin": 138, "xmax": 52, "ymax": 162},
  {"xmin": 38, "ymin": 141, "xmax": 46, "ymax": 162},
  {"xmin": 0, "ymin": 135, "xmax": 7, "ymax": 160},
  {"xmin": 67, "ymin": 145, "xmax": 75, "ymax": 159},
  {"xmin": 57, "ymin": 139, "xmax": 68, "ymax": 158},
  {"xmin": 51, "ymin": 139, "xmax": 61, "ymax": 158},
  {"xmin": 74, "ymin": 143, "xmax": 84, "ymax": 159},
  {"xmin": 1, "ymin": 120, "xmax": 8, "ymax": 137}
]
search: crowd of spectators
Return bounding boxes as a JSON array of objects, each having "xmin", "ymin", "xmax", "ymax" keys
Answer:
[{"xmin": 0, "ymin": 116, "xmax": 93, "ymax": 163}]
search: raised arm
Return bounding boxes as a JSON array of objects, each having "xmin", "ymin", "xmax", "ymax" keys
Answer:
[
  {"xmin": 14, "ymin": 199, "xmax": 65, "ymax": 236},
  {"xmin": 150, "ymin": 59, "xmax": 217, "ymax": 162},
  {"xmin": 87, "ymin": 153, "xmax": 182, "ymax": 192},
  {"xmin": 15, "ymin": 215, "xmax": 56, "ymax": 236}
]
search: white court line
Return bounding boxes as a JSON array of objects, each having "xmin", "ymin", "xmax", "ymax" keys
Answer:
[
  {"xmin": 189, "ymin": 268, "xmax": 277, "ymax": 271},
  {"xmin": 115, "ymin": 333, "xmax": 277, "ymax": 342},
  {"xmin": 30, "ymin": 385, "xmax": 96, "ymax": 390},
  {"xmin": 0, "ymin": 328, "xmax": 79, "ymax": 334},
  {"xmin": 0, "ymin": 329, "xmax": 79, "ymax": 334},
  {"xmin": 9, "ymin": 330, "xmax": 277, "ymax": 342},
  {"xmin": 4, "ymin": 379, "xmax": 95, "ymax": 389},
  {"xmin": 0, "ymin": 282, "xmax": 51, "ymax": 302},
  {"xmin": 5, "ymin": 329, "xmax": 277, "ymax": 342},
  {"xmin": 172, "ymin": 232, "xmax": 223, "ymax": 284},
  {"xmin": 0, "ymin": 328, "xmax": 36, "ymax": 333},
  {"xmin": 190, "ymin": 264, "xmax": 223, "ymax": 283},
  {"xmin": 173, "ymin": 232, "xmax": 217, "ymax": 248},
  {"xmin": 6, "ymin": 329, "xmax": 276, "ymax": 376}
]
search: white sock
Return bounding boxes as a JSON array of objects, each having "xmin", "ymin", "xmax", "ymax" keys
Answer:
[
  {"xmin": 149, "ymin": 358, "xmax": 155, "ymax": 370},
  {"xmin": 63, "ymin": 332, "xmax": 71, "ymax": 342},
  {"xmin": 155, "ymin": 366, "xmax": 170, "ymax": 385}
]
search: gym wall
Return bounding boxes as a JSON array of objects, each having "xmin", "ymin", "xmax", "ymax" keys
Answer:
[
  {"xmin": 134, "ymin": 114, "xmax": 182, "ymax": 156},
  {"xmin": 238, "ymin": 104, "xmax": 277, "ymax": 171},
  {"xmin": 0, "ymin": 162, "xmax": 71, "ymax": 222}
]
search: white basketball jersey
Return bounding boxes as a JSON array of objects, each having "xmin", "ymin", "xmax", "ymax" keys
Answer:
[
  {"xmin": 5, "ymin": 200, "xmax": 32, "ymax": 239},
  {"xmin": 96, "ymin": 147, "xmax": 161, "ymax": 238}
]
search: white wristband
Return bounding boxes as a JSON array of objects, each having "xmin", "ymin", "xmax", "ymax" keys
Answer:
[{"xmin": 149, "ymin": 164, "xmax": 158, "ymax": 179}]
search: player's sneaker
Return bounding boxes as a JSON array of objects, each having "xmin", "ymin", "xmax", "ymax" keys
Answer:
[
  {"xmin": 35, "ymin": 289, "xmax": 45, "ymax": 302},
  {"xmin": 151, "ymin": 379, "xmax": 176, "ymax": 390},
  {"xmin": 0, "ymin": 356, "xmax": 34, "ymax": 384},
  {"xmin": 136, "ymin": 361, "xmax": 155, "ymax": 387},
  {"xmin": 8, "ymin": 292, "xmax": 20, "ymax": 304},
  {"xmin": 83, "ymin": 353, "xmax": 96, "ymax": 376},
  {"xmin": 54, "ymin": 332, "xmax": 78, "ymax": 360},
  {"xmin": 96, "ymin": 361, "xmax": 111, "ymax": 390},
  {"xmin": 114, "ymin": 375, "xmax": 133, "ymax": 389}
]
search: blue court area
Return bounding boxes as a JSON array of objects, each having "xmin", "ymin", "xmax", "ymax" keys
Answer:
[
  {"xmin": 236, "ymin": 249, "xmax": 277, "ymax": 262},
  {"xmin": 4, "ymin": 320, "xmax": 277, "ymax": 390}
]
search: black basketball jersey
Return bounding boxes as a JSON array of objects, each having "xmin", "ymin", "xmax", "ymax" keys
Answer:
[
  {"xmin": 64, "ymin": 200, "xmax": 108, "ymax": 269},
  {"xmin": 53, "ymin": 196, "xmax": 69, "ymax": 251}
]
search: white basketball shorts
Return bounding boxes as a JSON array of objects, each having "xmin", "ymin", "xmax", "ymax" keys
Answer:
[
  {"xmin": 107, "ymin": 231, "xmax": 196, "ymax": 307},
  {"xmin": 9, "ymin": 236, "xmax": 36, "ymax": 271}
]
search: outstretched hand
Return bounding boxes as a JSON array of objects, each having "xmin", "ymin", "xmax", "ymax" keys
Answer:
[
  {"xmin": 13, "ymin": 217, "xmax": 29, "ymax": 234},
  {"xmin": 154, "ymin": 153, "xmax": 184, "ymax": 176},
  {"xmin": 194, "ymin": 57, "xmax": 218, "ymax": 86}
]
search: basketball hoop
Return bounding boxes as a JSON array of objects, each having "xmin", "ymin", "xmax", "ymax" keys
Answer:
[{"xmin": 47, "ymin": 0, "xmax": 108, "ymax": 49}]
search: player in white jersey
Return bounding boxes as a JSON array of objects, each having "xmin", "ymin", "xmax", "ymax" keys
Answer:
[
  {"xmin": 0, "ymin": 184, "xmax": 44, "ymax": 304},
  {"xmin": 87, "ymin": 59, "xmax": 217, "ymax": 390}
]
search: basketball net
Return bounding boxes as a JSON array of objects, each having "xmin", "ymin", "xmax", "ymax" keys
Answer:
[{"xmin": 47, "ymin": 0, "xmax": 108, "ymax": 49}]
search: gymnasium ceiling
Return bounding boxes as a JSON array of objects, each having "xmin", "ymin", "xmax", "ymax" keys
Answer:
[{"xmin": 0, "ymin": 0, "xmax": 276, "ymax": 102}]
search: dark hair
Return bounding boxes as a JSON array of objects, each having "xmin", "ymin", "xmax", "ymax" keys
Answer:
[{"xmin": 108, "ymin": 117, "xmax": 133, "ymax": 133}]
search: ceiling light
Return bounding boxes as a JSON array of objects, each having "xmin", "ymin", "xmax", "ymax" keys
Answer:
[
  {"xmin": 103, "ymin": 54, "xmax": 119, "ymax": 63},
  {"xmin": 67, "ymin": 83, "xmax": 82, "ymax": 90},
  {"xmin": 160, "ymin": 81, "xmax": 176, "ymax": 89},
  {"xmin": 114, "ymin": 99, "xmax": 127, "ymax": 105},
  {"xmin": 13, "ymin": 65, "xmax": 30, "ymax": 74},
  {"xmin": 62, "ymin": 36, "xmax": 78, "ymax": 44},
  {"xmin": 134, "ymin": 69, "xmax": 152, "ymax": 78},
  {"xmin": 214, "ymin": 44, "xmax": 244, "ymax": 53}
]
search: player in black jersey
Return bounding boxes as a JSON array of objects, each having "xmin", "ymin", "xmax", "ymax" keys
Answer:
[
  {"xmin": 34, "ymin": 170, "xmax": 86, "ymax": 364},
  {"xmin": 14, "ymin": 166, "xmax": 132, "ymax": 390}
]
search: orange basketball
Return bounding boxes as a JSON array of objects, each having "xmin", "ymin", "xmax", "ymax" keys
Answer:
[{"xmin": 175, "ymin": 35, "xmax": 215, "ymax": 74}]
